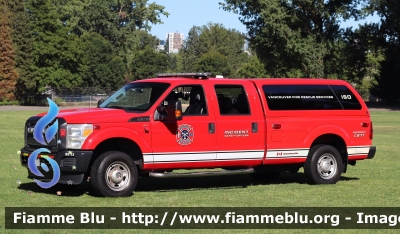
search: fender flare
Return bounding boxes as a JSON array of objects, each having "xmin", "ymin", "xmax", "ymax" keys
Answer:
[
  {"xmin": 303, "ymin": 125, "xmax": 354, "ymax": 173},
  {"xmin": 303, "ymin": 124, "xmax": 351, "ymax": 148}
]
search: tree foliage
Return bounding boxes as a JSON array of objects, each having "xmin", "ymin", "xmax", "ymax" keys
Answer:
[
  {"xmin": 57, "ymin": 0, "xmax": 168, "ymax": 66},
  {"xmin": 180, "ymin": 23, "xmax": 249, "ymax": 75},
  {"xmin": 80, "ymin": 33, "xmax": 126, "ymax": 90},
  {"xmin": 166, "ymin": 53, "xmax": 183, "ymax": 73},
  {"xmin": 371, "ymin": 46, "xmax": 400, "ymax": 101},
  {"xmin": 130, "ymin": 47, "xmax": 169, "ymax": 80},
  {"xmin": 0, "ymin": 4, "xmax": 18, "ymax": 101},
  {"xmin": 0, "ymin": 0, "xmax": 169, "ymax": 103},
  {"xmin": 195, "ymin": 51, "xmax": 233, "ymax": 77},
  {"xmin": 237, "ymin": 56, "xmax": 268, "ymax": 78},
  {"xmin": 0, "ymin": 0, "xmax": 170, "ymax": 102},
  {"xmin": 2, "ymin": 0, "xmax": 399, "ymax": 103},
  {"xmin": 367, "ymin": 0, "xmax": 400, "ymax": 45},
  {"xmin": 7, "ymin": 0, "xmax": 36, "ymax": 101},
  {"xmin": 220, "ymin": 0, "xmax": 366, "ymax": 78},
  {"xmin": 28, "ymin": 0, "xmax": 83, "ymax": 91},
  {"xmin": 366, "ymin": 0, "xmax": 400, "ymax": 100}
]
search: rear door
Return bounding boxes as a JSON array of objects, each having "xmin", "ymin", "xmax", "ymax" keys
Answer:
[{"xmin": 210, "ymin": 80, "xmax": 265, "ymax": 167}]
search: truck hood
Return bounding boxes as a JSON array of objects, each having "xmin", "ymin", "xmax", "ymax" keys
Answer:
[{"xmin": 37, "ymin": 108, "xmax": 143, "ymax": 123}]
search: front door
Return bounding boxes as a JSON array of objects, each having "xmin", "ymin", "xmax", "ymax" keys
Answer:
[{"xmin": 151, "ymin": 83, "xmax": 217, "ymax": 170}]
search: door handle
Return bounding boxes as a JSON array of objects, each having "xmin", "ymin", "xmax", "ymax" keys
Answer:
[
  {"xmin": 209, "ymin": 123, "xmax": 215, "ymax": 134},
  {"xmin": 272, "ymin": 124, "xmax": 281, "ymax": 129},
  {"xmin": 252, "ymin": 123, "xmax": 258, "ymax": 133}
]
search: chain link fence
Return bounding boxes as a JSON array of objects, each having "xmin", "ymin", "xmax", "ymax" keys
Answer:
[
  {"xmin": 23, "ymin": 87, "xmax": 116, "ymax": 107},
  {"xmin": 53, "ymin": 87, "xmax": 116, "ymax": 107}
]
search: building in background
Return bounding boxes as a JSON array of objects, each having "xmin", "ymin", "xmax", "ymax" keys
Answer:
[{"xmin": 166, "ymin": 32, "xmax": 184, "ymax": 54}]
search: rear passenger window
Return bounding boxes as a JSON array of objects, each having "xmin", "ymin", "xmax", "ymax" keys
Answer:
[
  {"xmin": 215, "ymin": 85, "xmax": 250, "ymax": 115},
  {"xmin": 263, "ymin": 85, "xmax": 342, "ymax": 110},
  {"xmin": 330, "ymin": 85, "xmax": 362, "ymax": 110}
]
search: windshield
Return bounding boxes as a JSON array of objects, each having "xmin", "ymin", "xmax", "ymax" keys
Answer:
[{"xmin": 100, "ymin": 82, "xmax": 170, "ymax": 111}]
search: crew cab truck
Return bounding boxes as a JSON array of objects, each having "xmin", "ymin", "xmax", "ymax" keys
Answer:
[{"xmin": 20, "ymin": 73, "xmax": 376, "ymax": 197}]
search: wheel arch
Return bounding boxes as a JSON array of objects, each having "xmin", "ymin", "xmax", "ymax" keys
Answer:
[
  {"xmin": 82, "ymin": 127, "xmax": 151, "ymax": 173},
  {"xmin": 309, "ymin": 133, "xmax": 348, "ymax": 172},
  {"xmin": 84, "ymin": 137, "xmax": 145, "ymax": 177},
  {"xmin": 95, "ymin": 137, "xmax": 143, "ymax": 163}
]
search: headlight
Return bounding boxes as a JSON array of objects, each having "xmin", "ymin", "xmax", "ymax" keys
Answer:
[{"xmin": 66, "ymin": 124, "xmax": 93, "ymax": 149}]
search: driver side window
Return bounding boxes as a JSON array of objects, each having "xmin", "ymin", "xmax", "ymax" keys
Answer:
[{"xmin": 163, "ymin": 85, "xmax": 207, "ymax": 115}]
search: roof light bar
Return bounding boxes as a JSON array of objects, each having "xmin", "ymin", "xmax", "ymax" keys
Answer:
[{"xmin": 157, "ymin": 72, "xmax": 211, "ymax": 79}]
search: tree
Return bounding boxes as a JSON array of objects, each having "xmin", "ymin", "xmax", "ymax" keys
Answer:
[
  {"xmin": 194, "ymin": 51, "xmax": 233, "ymax": 77},
  {"xmin": 180, "ymin": 26, "xmax": 202, "ymax": 72},
  {"xmin": 125, "ymin": 30, "xmax": 161, "ymax": 77},
  {"xmin": 366, "ymin": 0, "xmax": 399, "ymax": 45},
  {"xmin": 166, "ymin": 53, "xmax": 183, "ymax": 73},
  {"xmin": 6, "ymin": 0, "xmax": 36, "ymax": 102},
  {"xmin": 237, "ymin": 56, "xmax": 268, "ymax": 78},
  {"xmin": 0, "ymin": 3, "xmax": 18, "ymax": 101},
  {"xmin": 57, "ymin": 0, "xmax": 168, "ymax": 37},
  {"xmin": 133, "ymin": 30, "xmax": 160, "ymax": 51},
  {"xmin": 365, "ymin": 0, "xmax": 400, "ymax": 100},
  {"xmin": 180, "ymin": 23, "xmax": 249, "ymax": 75},
  {"xmin": 80, "ymin": 33, "xmax": 126, "ymax": 90},
  {"xmin": 130, "ymin": 47, "xmax": 169, "ymax": 80},
  {"xmin": 372, "ymin": 46, "xmax": 400, "ymax": 101},
  {"xmin": 322, "ymin": 27, "xmax": 369, "ymax": 83},
  {"xmin": 221, "ymin": 0, "xmax": 366, "ymax": 79},
  {"xmin": 57, "ymin": 0, "xmax": 169, "ymax": 67},
  {"xmin": 28, "ymin": 0, "xmax": 83, "ymax": 91}
]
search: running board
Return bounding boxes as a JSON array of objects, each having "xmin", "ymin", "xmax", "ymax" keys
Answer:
[{"xmin": 149, "ymin": 168, "xmax": 254, "ymax": 178}]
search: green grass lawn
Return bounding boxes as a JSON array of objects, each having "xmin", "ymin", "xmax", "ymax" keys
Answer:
[{"xmin": 0, "ymin": 110, "xmax": 399, "ymax": 233}]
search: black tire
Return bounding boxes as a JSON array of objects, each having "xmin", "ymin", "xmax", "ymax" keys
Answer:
[
  {"xmin": 304, "ymin": 144, "xmax": 343, "ymax": 184},
  {"xmin": 90, "ymin": 151, "xmax": 138, "ymax": 197}
]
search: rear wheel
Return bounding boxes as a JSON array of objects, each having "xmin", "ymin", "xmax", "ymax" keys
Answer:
[
  {"xmin": 304, "ymin": 145, "xmax": 343, "ymax": 184},
  {"xmin": 91, "ymin": 151, "xmax": 138, "ymax": 197}
]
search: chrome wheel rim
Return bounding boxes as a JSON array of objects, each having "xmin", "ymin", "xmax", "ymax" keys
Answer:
[
  {"xmin": 105, "ymin": 161, "xmax": 131, "ymax": 191},
  {"xmin": 317, "ymin": 153, "xmax": 337, "ymax": 179}
]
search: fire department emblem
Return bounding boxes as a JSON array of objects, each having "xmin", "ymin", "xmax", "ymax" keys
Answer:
[{"xmin": 176, "ymin": 124, "xmax": 194, "ymax": 145}]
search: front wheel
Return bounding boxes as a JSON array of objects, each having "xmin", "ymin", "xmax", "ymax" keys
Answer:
[
  {"xmin": 91, "ymin": 151, "xmax": 138, "ymax": 197},
  {"xmin": 304, "ymin": 145, "xmax": 343, "ymax": 184}
]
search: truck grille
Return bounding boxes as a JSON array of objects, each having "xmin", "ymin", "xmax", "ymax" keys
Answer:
[{"xmin": 25, "ymin": 117, "xmax": 58, "ymax": 150}]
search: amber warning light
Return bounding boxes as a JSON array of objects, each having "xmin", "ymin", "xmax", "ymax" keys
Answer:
[{"xmin": 175, "ymin": 110, "xmax": 182, "ymax": 118}]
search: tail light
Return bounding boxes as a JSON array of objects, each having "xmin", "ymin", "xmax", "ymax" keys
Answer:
[{"xmin": 369, "ymin": 122, "xmax": 373, "ymax": 139}]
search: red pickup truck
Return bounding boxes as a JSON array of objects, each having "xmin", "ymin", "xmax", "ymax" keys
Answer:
[{"xmin": 20, "ymin": 73, "xmax": 376, "ymax": 197}]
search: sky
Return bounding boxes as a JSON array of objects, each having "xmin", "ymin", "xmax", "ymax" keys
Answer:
[{"xmin": 149, "ymin": 0, "xmax": 380, "ymax": 41}]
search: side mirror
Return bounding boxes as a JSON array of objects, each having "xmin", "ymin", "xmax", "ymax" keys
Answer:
[
  {"xmin": 167, "ymin": 100, "xmax": 183, "ymax": 121},
  {"xmin": 97, "ymin": 99, "xmax": 105, "ymax": 107},
  {"xmin": 154, "ymin": 100, "xmax": 183, "ymax": 121}
]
